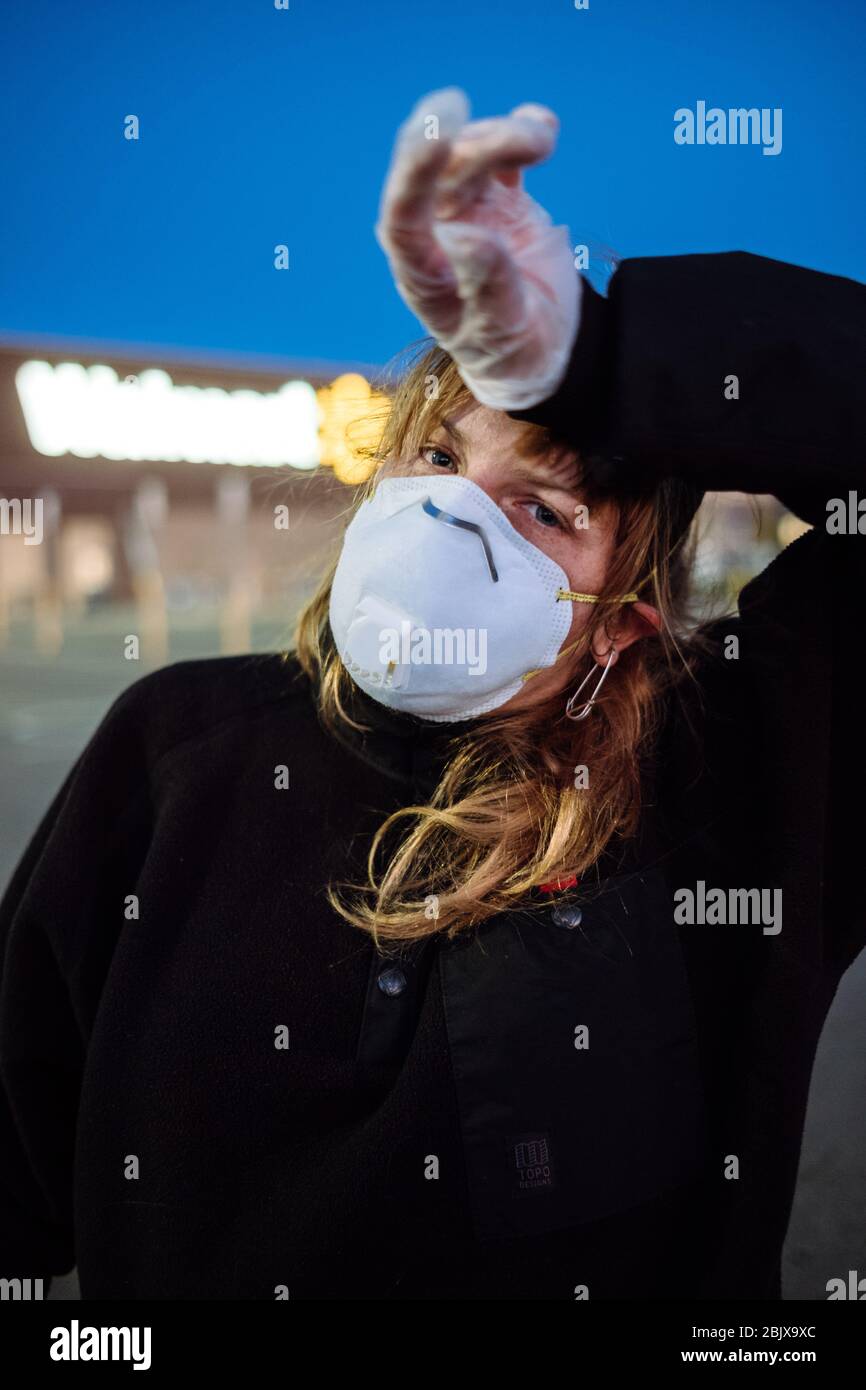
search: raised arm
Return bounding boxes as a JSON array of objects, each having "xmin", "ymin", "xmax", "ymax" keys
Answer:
[{"xmin": 507, "ymin": 250, "xmax": 866, "ymax": 527}]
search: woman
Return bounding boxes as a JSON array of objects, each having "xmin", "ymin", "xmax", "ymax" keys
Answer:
[{"xmin": 1, "ymin": 88, "xmax": 863, "ymax": 1302}]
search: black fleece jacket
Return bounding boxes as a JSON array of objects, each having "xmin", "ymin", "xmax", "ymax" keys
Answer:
[{"xmin": 1, "ymin": 251, "xmax": 864, "ymax": 1301}]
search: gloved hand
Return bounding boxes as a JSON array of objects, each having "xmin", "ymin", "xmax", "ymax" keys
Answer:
[{"xmin": 374, "ymin": 86, "xmax": 582, "ymax": 412}]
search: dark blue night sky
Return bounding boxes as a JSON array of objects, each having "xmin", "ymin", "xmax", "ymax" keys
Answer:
[{"xmin": 1, "ymin": 0, "xmax": 863, "ymax": 371}]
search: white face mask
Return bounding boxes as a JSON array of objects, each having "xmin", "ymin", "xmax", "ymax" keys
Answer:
[{"xmin": 329, "ymin": 473, "xmax": 607, "ymax": 723}]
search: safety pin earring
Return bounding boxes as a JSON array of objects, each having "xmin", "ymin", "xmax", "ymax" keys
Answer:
[{"xmin": 565, "ymin": 647, "xmax": 617, "ymax": 721}]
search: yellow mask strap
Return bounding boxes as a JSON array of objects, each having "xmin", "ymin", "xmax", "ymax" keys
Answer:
[
  {"xmin": 555, "ymin": 587, "xmax": 639, "ymax": 605},
  {"xmin": 520, "ymin": 574, "xmax": 655, "ymax": 683}
]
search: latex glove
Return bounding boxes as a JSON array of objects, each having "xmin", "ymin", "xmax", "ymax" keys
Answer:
[{"xmin": 374, "ymin": 86, "xmax": 581, "ymax": 411}]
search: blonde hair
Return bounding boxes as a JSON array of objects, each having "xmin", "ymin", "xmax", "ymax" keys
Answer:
[{"xmin": 294, "ymin": 340, "xmax": 705, "ymax": 950}]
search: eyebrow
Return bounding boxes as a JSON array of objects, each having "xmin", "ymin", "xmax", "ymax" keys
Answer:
[
  {"xmin": 436, "ymin": 417, "xmax": 583, "ymax": 495},
  {"xmin": 439, "ymin": 418, "xmax": 469, "ymax": 451},
  {"xmin": 511, "ymin": 457, "xmax": 584, "ymax": 494}
]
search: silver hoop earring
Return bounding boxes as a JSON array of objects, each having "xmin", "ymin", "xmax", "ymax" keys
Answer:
[{"xmin": 565, "ymin": 647, "xmax": 617, "ymax": 721}]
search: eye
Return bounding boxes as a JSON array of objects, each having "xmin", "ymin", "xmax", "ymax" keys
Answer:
[
  {"xmin": 525, "ymin": 500, "xmax": 566, "ymax": 531},
  {"xmin": 419, "ymin": 445, "xmax": 457, "ymax": 470},
  {"xmin": 417, "ymin": 446, "xmax": 568, "ymax": 533}
]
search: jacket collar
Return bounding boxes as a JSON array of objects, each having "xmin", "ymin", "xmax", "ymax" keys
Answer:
[{"xmin": 318, "ymin": 668, "xmax": 485, "ymax": 801}]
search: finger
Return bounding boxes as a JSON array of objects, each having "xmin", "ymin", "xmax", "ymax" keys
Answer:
[
  {"xmin": 374, "ymin": 89, "xmax": 471, "ymax": 328},
  {"xmin": 440, "ymin": 105, "xmax": 558, "ymax": 164},
  {"xmin": 432, "ymin": 220, "xmax": 528, "ymax": 341},
  {"xmin": 510, "ymin": 101, "xmax": 560, "ymax": 130},
  {"xmin": 375, "ymin": 87, "xmax": 469, "ymax": 254},
  {"xmin": 374, "ymin": 90, "xmax": 474, "ymax": 332},
  {"xmin": 437, "ymin": 104, "xmax": 559, "ymax": 198},
  {"xmin": 493, "ymin": 105, "xmax": 557, "ymax": 189},
  {"xmin": 433, "ymin": 117, "xmax": 522, "ymax": 205}
]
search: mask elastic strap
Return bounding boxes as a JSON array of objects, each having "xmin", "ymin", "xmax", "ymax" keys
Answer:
[
  {"xmin": 555, "ymin": 587, "xmax": 639, "ymax": 605},
  {"xmin": 519, "ymin": 575, "xmax": 653, "ymax": 684}
]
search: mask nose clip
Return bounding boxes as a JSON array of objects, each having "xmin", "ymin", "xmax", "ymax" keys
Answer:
[{"xmin": 420, "ymin": 496, "xmax": 499, "ymax": 582}]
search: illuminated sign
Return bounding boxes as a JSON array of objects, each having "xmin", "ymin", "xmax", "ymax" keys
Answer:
[{"xmin": 15, "ymin": 360, "xmax": 323, "ymax": 468}]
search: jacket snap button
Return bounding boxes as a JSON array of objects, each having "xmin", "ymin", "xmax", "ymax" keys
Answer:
[
  {"xmin": 377, "ymin": 966, "xmax": 407, "ymax": 996},
  {"xmin": 551, "ymin": 903, "xmax": 583, "ymax": 930}
]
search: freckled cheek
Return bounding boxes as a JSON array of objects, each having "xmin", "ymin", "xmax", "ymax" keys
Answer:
[{"xmin": 556, "ymin": 544, "xmax": 614, "ymax": 639}]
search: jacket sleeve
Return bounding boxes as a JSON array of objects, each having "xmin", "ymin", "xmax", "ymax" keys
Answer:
[
  {"xmin": 0, "ymin": 682, "xmax": 154, "ymax": 1287},
  {"xmin": 508, "ymin": 250, "xmax": 866, "ymax": 977},
  {"xmin": 507, "ymin": 249, "xmax": 866, "ymax": 527}
]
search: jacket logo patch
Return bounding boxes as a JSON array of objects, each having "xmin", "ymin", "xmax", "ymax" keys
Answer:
[{"xmin": 509, "ymin": 1132, "xmax": 556, "ymax": 1195}]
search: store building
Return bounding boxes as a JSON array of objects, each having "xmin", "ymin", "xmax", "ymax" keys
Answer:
[{"xmin": 0, "ymin": 337, "xmax": 387, "ymax": 651}]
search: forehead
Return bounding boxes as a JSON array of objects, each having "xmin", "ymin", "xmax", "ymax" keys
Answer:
[
  {"xmin": 445, "ymin": 401, "xmax": 531, "ymax": 445},
  {"xmin": 439, "ymin": 403, "xmax": 582, "ymax": 487}
]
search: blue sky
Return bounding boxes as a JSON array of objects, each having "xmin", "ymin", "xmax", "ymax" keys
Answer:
[{"xmin": 1, "ymin": 0, "xmax": 863, "ymax": 371}]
